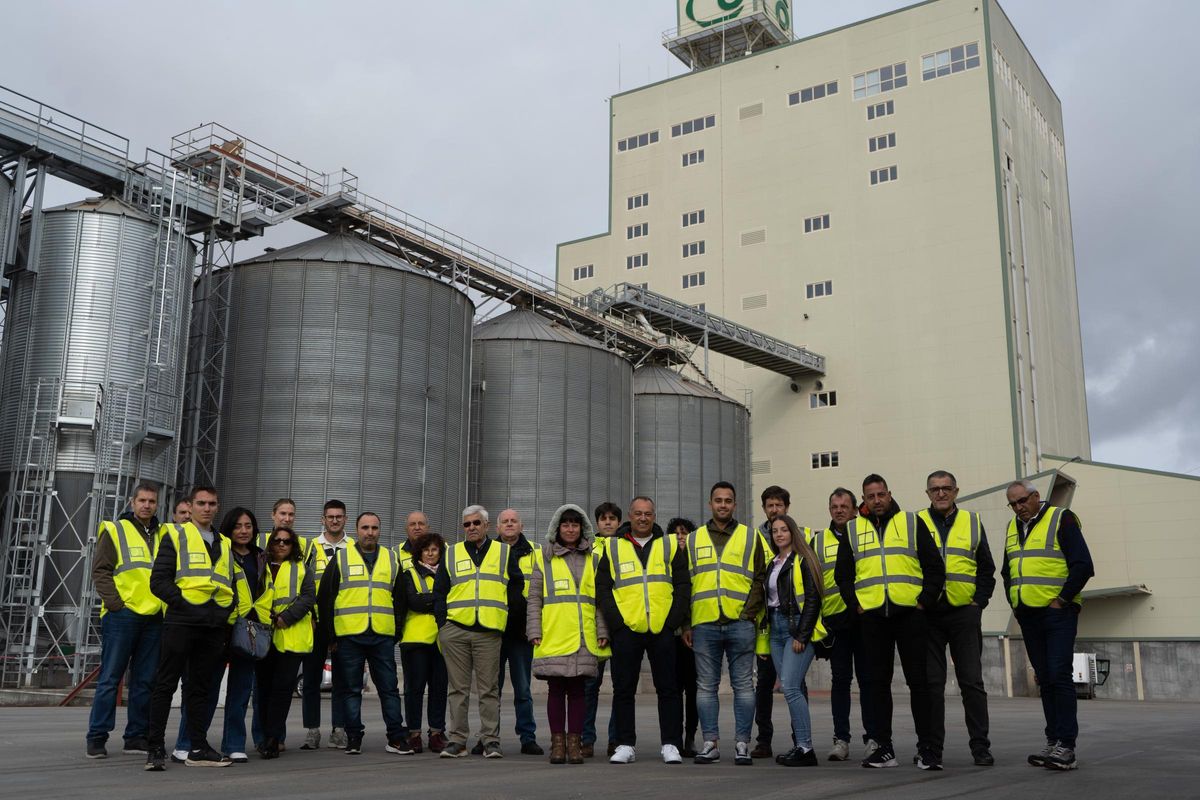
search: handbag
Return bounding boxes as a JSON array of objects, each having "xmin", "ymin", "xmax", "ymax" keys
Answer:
[{"xmin": 231, "ymin": 616, "xmax": 271, "ymax": 660}]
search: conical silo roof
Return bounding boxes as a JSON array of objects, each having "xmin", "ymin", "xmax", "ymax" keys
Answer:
[
  {"xmin": 38, "ymin": 195, "xmax": 155, "ymax": 222},
  {"xmin": 473, "ymin": 307, "xmax": 608, "ymax": 351},
  {"xmin": 633, "ymin": 364, "xmax": 743, "ymax": 406},
  {"xmin": 239, "ymin": 233, "xmax": 421, "ymax": 273}
]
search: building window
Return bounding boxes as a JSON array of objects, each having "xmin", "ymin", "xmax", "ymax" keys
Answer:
[
  {"xmin": 682, "ymin": 209, "xmax": 705, "ymax": 227},
  {"xmin": 853, "ymin": 62, "xmax": 908, "ymax": 100},
  {"xmin": 809, "ymin": 390, "xmax": 837, "ymax": 409},
  {"xmin": 682, "ymin": 240, "xmax": 706, "ymax": 258},
  {"xmin": 682, "ymin": 271, "xmax": 705, "ymax": 289},
  {"xmin": 671, "ymin": 114, "xmax": 716, "ymax": 137},
  {"xmin": 867, "ymin": 99, "xmax": 895, "ymax": 120},
  {"xmin": 626, "ymin": 252, "xmax": 649, "ymax": 270},
  {"xmin": 806, "ymin": 280, "xmax": 833, "ymax": 299},
  {"xmin": 617, "ymin": 130, "xmax": 659, "ymax": 152},
  {"xmin": 627, "ymin": 222, "xmax": 648, "ymax": 239},
  {"xmin": 572, "ymin": 264, "xmax": 594, "ymax": 281},
  {"xmin": 694, "ymin": 302, "xmax": 706, "ymax": 312},
  {"xmin": 869, "ymin": 132, "xmax": 897, "ymax": 152},
  {"xmin": 922, "ymin": 42, "xmax": 981, "ymax": 81},
  {"xmin": 682, "ymin": 149, "xmax": 705, "ymax": 167},
  {"xmin": 811, "ymin": 451, "xmax": 840, "ymax": 469},
  {"xmin": 788, "ymin": 80, "xmax": 838, "ymax": 105},
  {"xmin": 804, "ymin": 214, "xmax": 830, "ymax": 234},
  {"xmin": 627, "ymin": 192, "xmax": 649, "ymax": 210},
  {"xmin": 870, "ymin": 165, "xmax": 898, "ymax": 185}
]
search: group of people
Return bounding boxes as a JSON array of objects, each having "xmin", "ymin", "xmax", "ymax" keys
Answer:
[{"xmin": 85, "ymin": 470, "xmax": 1093, "ymax": 775}]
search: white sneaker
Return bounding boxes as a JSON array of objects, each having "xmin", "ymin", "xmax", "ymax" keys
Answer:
[
  {"xmin": 610, "ymin": 745, "xmax": 637, "ymax": 764},
  {"xmin": 661, "ymin": 744, "xmax": 682, "ymax": 764},
  {"xmin": 828, "ymin": 738, "xmax": 850, "ymax": 761},
  {"xmin": 170, "ymin": 749, "xmax": 188, "ymax": 763},
  {"xmin": 328, "ymin": 727, "xmax": 348, "ymax": 749},
  {"xmin": 228, "ymin": 752, "xmax": 248, "ymax": 763}
]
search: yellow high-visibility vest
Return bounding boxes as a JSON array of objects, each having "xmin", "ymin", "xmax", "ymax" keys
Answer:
[
  {"xmin": 847, "ymin": 513, "xmax": 923, "ymax": 610},
  {"xmin": 531, "ymin": 549, "xmax": 607, "ymax": 659},
  {"xmin": 687, "ymin": 523, "xmax": 760, "ymax": 625},
  {"xmin": 808, "ymin": 528, "xmax": 848, "ymax": 618},
  {"xmin": 98, "ymin": 519, "xmax": 163, "ymax": 617},
  {"xmin": 1005, "ymin": 506, "xmax": 1079, "ymax": 607},
  {"xmin": 607, "ymin": 535, "xmax": 675, "ymax": 634},
  {"xmin": 444, "ymin": 541, "xmax": 510, "ymax": 632},
  {"xmin": 400, "ymin": 567, "xmax": 438, "ymax": 645},
  {"xmin": 308, "ymin": 535, "xmax": 355, "ymax": 587},
  {"xmin": 253, "ymin": 560, "xmax": 313, "ymax": 653},
  {"xmin": 333, "ymin": 544, "xmax": 397, "ymax": 637},
  {"xmin": 918, "ymin": 509, "xmax": 981, "ymax": 607}
]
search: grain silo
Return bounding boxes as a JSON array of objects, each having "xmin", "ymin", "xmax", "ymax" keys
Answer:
[
  {"xmin": 632, "ymin": 364, "xmax": 752, "ymax": 525},
  {"xmin": 214, "ymin": 234, "xmax": 473, "ymax": 544},
  {"xmin": 471, "ymin": 308, "xmax": 633, "ymax": 538}
]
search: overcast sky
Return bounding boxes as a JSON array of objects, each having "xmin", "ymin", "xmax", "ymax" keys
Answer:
[{"xmin": 4, "ymin": 1, "xmax": 1198, "ymax": 475}]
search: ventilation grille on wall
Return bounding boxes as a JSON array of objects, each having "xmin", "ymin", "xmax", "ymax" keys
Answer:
[
  {"xmin": 741, "ymin": 228, "xmax": 766, "ymax": 246},
  {"xmin": 739, "ymin": 102, "xmax": 764, "ymax": 120},
  {"xmin": 742, "ymin": 293, "xmax": 768, "ymax": 311},
  {"xmin": 752, "ymin": 459, "xmax": 772, "ymax": 475}
]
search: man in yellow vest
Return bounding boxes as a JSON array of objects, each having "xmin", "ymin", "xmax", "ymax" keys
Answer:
[
  {"xmin": 683, "ymin": 481, "xmax": 766, "ymax": 766},
  {"xmin": 919, "ymin": 470, "xmax": 997, "ymax": 768},
  {"xmin": 1003, "ymin": 480, "xmax": 1093, "ymax": 771},
  {"xmin": 491, "ymin": 508, "xmax": 542, "ymax": 755},
  {"xmin": 316, "ymin": 512, "xmax": 412, "ymax": 756},
  {"xmin": 434, "ymin": 505, "xmax": 524, "ymax": 759},
  {"xmin": 86, "ymin": 481, "xmax": 164, "ymax": 759},
  {"xmin": 396, "ymin": 510, "xmax": 429, "ymax": 573},
  {"xmin": 596, "ymin": 496, "xmax": 689, "ymax": 764},
  {"xmin": 300, "ymin": 499, "xmax": 353, "ymax": 750},
  {"xmin": 145, "ymin": 485, "xmax": 250, "ymax": 771},
  {"xmin": 833, "ymin": 474, "xmax": 944, "ymax": 770},
  {"xmin": 582, "ymin": 501, "xmax": 623, "ymax": 758}
]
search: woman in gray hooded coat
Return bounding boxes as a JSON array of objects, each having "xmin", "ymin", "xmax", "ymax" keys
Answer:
[{"xmin": 527, "ymin": 504, "xmax": 609, "ymax": 764}]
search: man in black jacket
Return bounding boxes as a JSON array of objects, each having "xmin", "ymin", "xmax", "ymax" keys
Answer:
[
  {"xmin": 835, "ymin": 474, "xmax": 945, "ymax": 771},
  {"xmin": 492, "ymin": 508, "xmax": 541, "ymax": 755}
]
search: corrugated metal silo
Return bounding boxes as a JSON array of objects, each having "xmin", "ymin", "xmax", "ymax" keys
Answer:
[
  {"xmin": 471, "ymin": 308, "xmax": 633, "ymax": 537},
  {"xmin": 633, "ymin": 364, "xmax": 752, "ymax": 525},
  {"xmin": 215, "ymin": 234, "xmax": 473, "ymax": 545}
]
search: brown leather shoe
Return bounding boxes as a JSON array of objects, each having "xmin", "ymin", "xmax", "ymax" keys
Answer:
[
  {"xmin": 580, "ymin": 742, "xmax": 594, "ymax": 759},
  {"xmin": 428, "ymin": 731, "xmax": 447, "ymax": 754},
  {"xmin": 567, "ymin": 734, "xmax": 584, "ymax": 765},
  {"xmin": 549, "ymin": 732, "xmax": 567, "ymax": 765},
  {"xmin": 751, "ymin": 742, "xmax": 773, "ymax": 759},
  {"xmin": 407, "ymin": 733, "xmax": 424, "ymax": 754}
]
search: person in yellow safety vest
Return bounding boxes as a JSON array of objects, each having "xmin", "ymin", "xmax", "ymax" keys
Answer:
[
  {"xmin": 256, "ymin": 498, "xmax": 311, "ymax": 559},
  {"xmin": 918, "ymin": 470, "xmax": 998, "ymax": 768},
  {"xmin": 145, "ymin": 485, "xmax": 251, "ymax": 771},
  {"xmin": 251, "ymin": 525, "xmax": 316, "ymax": 759},
  {"xmin": 525, "ymin": 504, "xmax": 610, "ymax": 765},
  {"xmin": 491, "ymin": 509, "xmax": 542, "ymax": 755},
  {"xmin": 86, "ymin": 481, "xmax": 166, "ymax": 760},
  {"xmin": 316, "ymin": 511, "xmax": 412, "ymax": 756},
  {"xmin": 763, "ymin": 514, "xmax": 826, "ymax": 767},
  {"xmin": 811, "ymin": 487, "xmax": 878, "ymax": 762},
  {"xmin": 1003, "ymin": 480, "xmax": 1093, "ymax": 772},
  {"xmin": 595, "ymin": 496, "xmax": 689, "ymax": 765},
  {"xmin": 400, "ymin": 532, "xmax": 450, "ymax": 755},
  {"xmin": 395, "ymin": 510, "xmax": 429, "ymax": 573},
  {"xmin": 299, "ymin": 499, "xmax": 354, "ymax": 751},
  {"xmin": 750, "ymin": 485, "xmax": 796, "ymax": 760},
  {"xmin": 433, "ymin": 505, "xmax": 525, "ymax": 759},
  {"xmin": 581, "ymin": 501, "xmax": 624, "ymax": 759},
  {"xmin": 683, "ymin": 481, "xmax": 767, "ymax": 767},
  {"xmin": 833, "ymin": 473, "xmax": 944, "ymax": 771}
]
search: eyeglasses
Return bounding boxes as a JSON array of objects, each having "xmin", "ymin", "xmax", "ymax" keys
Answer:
[
  {"xmin": 462, "ymin": 519, "xmax": 483, "ymax": 528},
  {"xmin": 269, "ymin": 538, "xmax": 294, "ymax": 547},
  {"xmin": 1007, "ymin": 494, "xmax": 1035, "ymax": 509},
  {"xmin": 926, "ymin": 486, "xmax": 957, "ymax": 495}
]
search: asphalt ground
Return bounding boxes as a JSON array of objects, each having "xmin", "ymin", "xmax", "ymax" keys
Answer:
[{"xmin": 4, "ymin": 693, "xmax": 1197, "ymax": 800}]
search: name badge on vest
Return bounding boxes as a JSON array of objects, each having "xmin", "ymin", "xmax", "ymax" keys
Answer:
[
  {"xmin": 824, "ymin": 542, "xmax": 838, "ymax": 560},
  {"xmin": 619, "ymin": 561, "xmax": 636, "ymax": 574},
  {"xmin": 188, "ymin": 553, "xmax": 207, "ymax": 566},
  {"xmin": 348, "ymin": 565, "xmax": 365, "ymax": 577},
  {"xmin": 456, "ymin": 559, "xmax": 472, "ymax": 573},
  {"xmin": 129, "ymin": 547, "xmax": 145, "ymax": 559},
  {"xmin": 696, "ymin": 546, "xmax": 713, "ymax": 560},
  {"xmin": 857, "ymin": 531, "xmax": 877, "ymax": 547},
  {"xmin": 554, "ymin": 579, "xmax": 571, "ymax": 592}
]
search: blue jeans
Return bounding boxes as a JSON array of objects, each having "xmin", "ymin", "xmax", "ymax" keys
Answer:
[
  {"xmin": 498, "ymin": 637, "xmax": 537, "ymax": 744},
  {"xmin": 86, "ymin": 609, "xmax": 162, "ymax": 744},
  {"xmin": 334, "ymin": 633, "xmax": 407, "ymax": 742},
  {"xmin": 768, "ymin": 609, "xmax": 816, "ymax": 750},
  {"xmin": 692, "ymin": 619, "xmax": 756, "ymax": 743},
  {"xmin": 174, "ymin": 654, "xmax": 260, "ymax": 754},
  {"xmin": 1016, "ymin": 605, "xmax": 1080, "ymax": 748},
  {"xmin": 582, "ymin": 659, "xmax": 618, "ymax": 746}
]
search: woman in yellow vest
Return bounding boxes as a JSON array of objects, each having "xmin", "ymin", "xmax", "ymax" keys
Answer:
[
  {"xmin": 526, "ymin": 504, "xmax": 609, "ymax": 764},
  {"xmin": 251, "ymin": 525, "xmax": 315, "ymax": 759},
  {"xmin": 764, "ymin": 515, "xmax": 824, "ymax": 767},
  {"xmin": 399, "ymin": 532, "xmax": 449, "ymax": 755}
]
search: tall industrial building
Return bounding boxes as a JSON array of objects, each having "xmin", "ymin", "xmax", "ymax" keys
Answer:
[{"xmin": 558, "ymin": 0, "xmax": 1086, "ymax": 516}]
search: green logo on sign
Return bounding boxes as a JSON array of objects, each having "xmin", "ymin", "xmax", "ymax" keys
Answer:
[
  {"xmin": 686, "ymin": 0, "xmax": 745, "ymax": 28},
  {"xmin": 774, "ymin": 0, "xmax": 791, "ymax": 32}
]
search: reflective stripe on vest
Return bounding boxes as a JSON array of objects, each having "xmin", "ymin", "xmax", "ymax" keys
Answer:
[
  {"xmin": 100, "ymin": 520, "xmax": 163, "ymax": 617},
  {"xmin": 333, "ymin": 545, "xmax": 397, "ymax": 637},
  {"xmin": 253, "ymin": 561, "xmax": 314, "ymax": 653},
  {"xmin": 809, "ymin": 528, "xmax": 848, "ymax": 618},
  {"xmin": 847, "ymin": 513, "xmax": 923, "ymax": 610},
  {"xmin": 1005, "ymin": 506, "xmax": 1076, "ymax": 607},
  {"xmin": 309, "ymin": 536, "xmax": 354, "ymax": 586},
  {"xmin": 918, "ymin": 509, "xmax": 980, "ymax": 607},
  {"xmin": 396, "ymin": 544, "xmax": 414, "ymax": 575},
  {"xmin": 688, "ymin": 524, "xmax": 758, "ymax": 625},
  {"xmin": 532, "ymin": 549, "xmax": 605, "ymax": 659},
  {"xmin": 607, "ymin": 535, "xmax": 675, "ymax": 634},
  {"xmin": 516, "ymin": 549, "xmax": 535, "ymax": 600},
  {"xmin": 401, "ymin": 567, "xmax": 438, "ymax": 645},
  {"xmin": 445, "ymin": 541, "xmax": 510, "ymax": 631},
  {"xmin": 169, "ymin": 523, "xmax": 237, "ymax": 609}
]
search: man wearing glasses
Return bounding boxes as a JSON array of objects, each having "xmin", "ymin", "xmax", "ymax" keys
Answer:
[
  {"xmin": 1003, "ymin": 480, "xmax": 1093, "ymax": 772},
  {"xmin": 917, "ymin": 470, "xmax": 996, "ymax": 769},
  {"xmin": 433, "ymin": 505, "xmax": 524, "ymax": 759}
]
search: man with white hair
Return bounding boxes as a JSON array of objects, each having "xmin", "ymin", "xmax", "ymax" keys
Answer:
[{"xmin": 433, "ymin": 505, "xmax": 525, "ymax": 759}]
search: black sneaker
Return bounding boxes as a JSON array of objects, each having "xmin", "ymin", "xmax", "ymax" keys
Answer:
[
  {"xmin": 862, "ymin": 743, "xmax": 899, "ymax": 768},
  {"xmin": 185, "ymin": 747, "xmax": 232, "ymax": 767},
  {"xmin": 1028, "ymin": 741, "xmax": 1055, "ymax": 767},
  {"xmin": 86, "ymin": 740, "xmax": 107, "ymax": 759},
  {"xmin": 778, "ymin": 747, "xmax": 819, "ymax": 767},
  {"xmin": 345, "ymin": 735, "xmax": 363, "ymax": 755},
  {"xmin": 440, "ymin": 742, "xmax": 467, "ymax": 758},
  {"xmin": 385, "ymin": 739, "xmax": 415, "ymax": 755},
  {"xmin": 973, "ymin": 748, "xmax": 995, "ymax": 766},
  {"xmin": 916, "ymin": 750, "xmax": 943, "ymax": 771},
  {"xmin": 484, "ymin": 742, "xmax": 504, "ymax": 759},
  {"xmin": 123, "ymin": 737, "xmax": 149, "ymax": 755},
  {"xmin": 521, "ymin": 741, "xmax": 545, "ymax": 755},
  {"xmin": 1044, "ymin": 743, "xmax": 1077, "ymax": 771},
  {"xmin": 471, "ymin": 740, "xmax": 486, "ymax": 756},
  {"xmin": 145, "ymin": 747, "xmax": 166, "ymax": 771}
]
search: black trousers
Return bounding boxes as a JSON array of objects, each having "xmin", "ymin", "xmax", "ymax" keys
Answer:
[
  {"xmin": 754, "ymin": 651, "xmax": 776, "ymax": 745},
  {"xmin": 147, "ymin": 623, "xmax": 228, "ymax": 752},
  {"xmin": 254, "ymin": 647, "xmax": 304, "ymax": 744},
  {"xmin": 673, "ymin": 635, "xmax": 698, "ymax": 742},
  {"xmin": 859, "ymin": 608, "xmax": 932, "ymax": 749},
  {"xmin": 927, "ymin": 605, "xmax": 990, "ymax": 756},
  {"xmin": 609, "ymin": 627, "xmax": 682, "ymax": 748}
]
